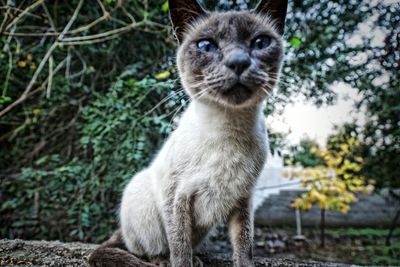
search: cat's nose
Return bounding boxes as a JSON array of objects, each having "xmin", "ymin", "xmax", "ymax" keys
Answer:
[{"xmin": 225, "ymin": 52, "xmax": 251, "ymax": 75}]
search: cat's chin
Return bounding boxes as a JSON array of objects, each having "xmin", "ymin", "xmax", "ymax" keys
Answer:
[
  {"xmin": 217, "ymin": 82, "xmax": 263, "ymax": 107},
  {"xmin": 221, "ymin": 82, "xmax": 250, "ymax": 94},
  {"xmin": 194, "ymin": 86, "xmax": 264, "ymax": 109}
]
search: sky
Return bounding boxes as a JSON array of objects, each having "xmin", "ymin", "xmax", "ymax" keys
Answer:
[{"xmin": 267, "ymin": 83, "xmax": 366, "ymax": 146}]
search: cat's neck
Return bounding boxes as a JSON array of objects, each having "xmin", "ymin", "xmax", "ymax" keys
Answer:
[{"xmin": 184, "ymin": 99, "xmax": 265, "ymax": 132}]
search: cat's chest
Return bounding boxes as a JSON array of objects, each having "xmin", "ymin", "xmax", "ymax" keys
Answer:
[
  {"xmin": 182, "ymin": 134, "xmax": 266, "ymax": 226},
  {"xmin": 167, "ymin": 105, "xmax": 267, "ymax": 225},
  {"xmin": 183, "ymin": 131, "xmax": 264, "ymax": 180}
]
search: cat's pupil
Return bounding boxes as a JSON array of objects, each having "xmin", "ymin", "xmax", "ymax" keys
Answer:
[
  {"xmin": 197, "ymin": 39, "xmax": 218, "ymax": 52},
  {"xmin": 252, "ymin": 36, "xmax": 271, "ymax": 50}
]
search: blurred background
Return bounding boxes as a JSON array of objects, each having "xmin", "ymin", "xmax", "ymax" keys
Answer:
[{"xmin": 0, "ymin": 0, "xmax": 399, "ymax": 265}]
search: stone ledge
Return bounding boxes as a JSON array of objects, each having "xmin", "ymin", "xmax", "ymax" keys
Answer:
[{"xmin": 0, "ymin": 239, "xmax": 356, "ymax": 267}]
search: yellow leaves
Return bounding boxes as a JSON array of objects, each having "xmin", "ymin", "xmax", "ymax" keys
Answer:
[
  {"xmin": 340, "ymin": 143, "xmax": 349, "ymax": 153},
  {"xmin": 284, "ymin": 158, "xmax": 293, "ymax": 166},
  {"xmin": 17, "ymin": 54, "xmax": 35, "ymax": 69},
  {"xmin": 18, "ymin": 60, "xmax": 27, "ymax": 68},
  {"xmin": 355, "ymin": 156, "xmax": 364, "ymax": 163},
  {"xmin": 291, "ymin": 197, "xmax": 312, "ymax": 210},
  {"xmin": 339, "ymin": 203, "xmax": 350, "ymax": 213},
  {"xmin": 32, "ymin": 108, "xmax": 41, "ymax": 115},
  {"xmin": 291, "ymin": 147, "xmax": 373, "ymax": 214},
  {"xmin": 155, "ymin": 70, "xmax": 171, "ymax": 80},
  {"xmin": 289, "ymin": 135, "xmax": 376, "ymax": 215},
  {"xmin": 309, "ymin": 189, "xmax": 319, "ymax": 201},
  {"xmin": 310, "ymin": 189, "xmax": 327, "ymax": 208},
  {"xmin": 310, "ymin": 145, "xmax": 318, "ymax": 154},
  {"xmin": 318, "ymin": 200, "xmax": 327, "ymax": 210}
]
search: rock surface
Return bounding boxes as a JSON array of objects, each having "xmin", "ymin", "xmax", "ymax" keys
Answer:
[{"xmin": 0, "ymin": 239, "xmax": 357, "ymax": 267}]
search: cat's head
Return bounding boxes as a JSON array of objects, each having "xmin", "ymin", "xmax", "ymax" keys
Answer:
[{"xmin": 168, "ymin": 0, "xmax": 288, "ymax": 109}]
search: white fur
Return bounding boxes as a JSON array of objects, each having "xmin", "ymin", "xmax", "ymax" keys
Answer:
[{"xmin": 120, "ymin": 99, "xmax": 267, "ymax": 257}]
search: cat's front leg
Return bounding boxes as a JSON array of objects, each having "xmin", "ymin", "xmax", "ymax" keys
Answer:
[
  {"xmin": 228, "ymin": 198, "xmax": 254, "ymax": 267},
  {"xmin": 164, "ymin": 194, "xmax": 194, "ymax": 267}
]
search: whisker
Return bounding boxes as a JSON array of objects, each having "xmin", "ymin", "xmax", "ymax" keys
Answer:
[
  {"xmin": 144, "ymin": 89, "xmax": 185, "ymax": 116},
  {"xmin": 193, "ymin": 87, "xmax": 211, "ymax": 100},
  {"xmin": 167, "ymin": 104, "xmax": 186, "ymax": 130}
]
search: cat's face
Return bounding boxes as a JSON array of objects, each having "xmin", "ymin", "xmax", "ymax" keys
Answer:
[{"xmin": 169, "ymin": 0, "xmax": 288, "ymax": 109}]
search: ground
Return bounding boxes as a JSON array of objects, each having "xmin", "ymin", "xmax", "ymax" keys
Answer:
[
  {"xmin": 0, "ymin": 239, "xmax": 352, "ymax": 267},
  {"xmin": 206, "ymin": 226, "xmax": 400, "ymax": 266},
  {"xmin": 1, "ymin": 226, "xmax": 399, "ymax": 267}
]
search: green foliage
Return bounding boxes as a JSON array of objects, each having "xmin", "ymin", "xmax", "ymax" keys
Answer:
[
  {"xmin": 267, "ymin": 128, "xmax": 288, "ymax": 156},
  {"xmin": 79, "ymin": 65, "xmax": 180, "ymax": 184},
  {"xmin": 2, "ymin": 159, "xmax": 97, "ymax": 241},
  {"xmin": 289, "ymin": 37, "xmax": 302, "ymax": 48},
  {"xmin": 285, "ymin": 138, "xmax": 324, "ymax": 167},
  {"xmin": 345, "ymin": 241, "xmax": 400, "ymax": 266},
  {"xmin": 0, "ymin": 65, "xmax": 183, "ymax": 242},
  {"xmin": 327, "ymin": 228, "xmax": 400, "ymax": 237},
  {"xmin": 0, "ymin": 0, "xmax": 399, "ymax": 244},
  {"xmin": 326, "ymin": 122, "xmax": 400, "ymax": 189},
  {"xmin": 0, "ymin": 0, "xmax": 177, "ymax": 241},
  {"xmin": 161, "ymin": 1, "xmax": 169, "ymax": 13}
]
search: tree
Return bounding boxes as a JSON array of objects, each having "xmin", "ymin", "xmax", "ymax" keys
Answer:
[
  {"xmin": 284, "ymin": 138, "xmax": 324, "ymax": 167},
  {"xmin": 356, "ymin": 3, "xmax": 400, "ymax": 191},
  {"xmin": 328, "ymin": 121, "xmax": 400, "ymax": 245},
  {"xmin": 289, "ymin": 135, "xmax": 373, "ymax": 247},
  {"xmin": 267, "ymin": 128, "xmax": 288, "ymax": 156}
]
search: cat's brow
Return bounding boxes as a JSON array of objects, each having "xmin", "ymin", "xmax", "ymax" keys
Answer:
[
  {"xmin": 198, "ymin": 30, "xmax": 215, "ymax": 37},
  {"xmin": 251, "ymin": 29, "xmax": 275, "ymax": 38}
]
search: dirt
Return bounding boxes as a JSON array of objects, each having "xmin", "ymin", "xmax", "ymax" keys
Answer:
[{"xmin": 0, "ymin": 239, "xmax": 353, "ymax": 267}]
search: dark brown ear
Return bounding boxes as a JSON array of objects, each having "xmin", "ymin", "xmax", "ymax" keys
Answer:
[
  {"xmin": 168, "ymin": 0, "xmax": 206, "ymax": 44},
  {"xmin": 253, "ymin": 0, "xmax": 288, "ymax": 35}
]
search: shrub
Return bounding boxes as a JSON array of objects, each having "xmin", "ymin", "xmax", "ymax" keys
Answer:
[{"xmin": 0, "ymin": 65, "xmax": 184, "ymax": 242}]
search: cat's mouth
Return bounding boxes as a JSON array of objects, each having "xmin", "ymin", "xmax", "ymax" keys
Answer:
[
  {"xmin": 221, "ymin": 82, "xmax": 251, "ymax": 94},
  {"xmin": 198, "ymin": 74, "xmax": 266, "ymax": 107},
  {"xmin": 217, "ymin": 81, "xmax": 255, "ymax": 105}
]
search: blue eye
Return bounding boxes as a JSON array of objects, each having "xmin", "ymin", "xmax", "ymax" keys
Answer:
[
  {"xmin": 197, "ymin": 39, "xmax": 218, "ymax": 52},
  {"xmin": 251, "ymin": 36, "xmax": 271, "ymax": 50}
]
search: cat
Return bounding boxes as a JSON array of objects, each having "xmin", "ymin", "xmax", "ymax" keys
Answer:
[{"xmin": 88, "ymin": 0, "xmax": 287, "ymax": 266}]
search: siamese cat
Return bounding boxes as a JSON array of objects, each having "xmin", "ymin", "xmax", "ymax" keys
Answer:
[{"xmin": 89, "ymin": 0, "xmax": 287, "ymax": 266}]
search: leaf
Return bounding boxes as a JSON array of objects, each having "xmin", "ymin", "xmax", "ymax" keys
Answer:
[
  {"xmin": 18, "ymin": 60, "xmax": 27, "ymax": 68},
  {"xmin": 290, "ymin": 37, "xmax": 302, "ymax": 48},
  {"xmin": 161, "ymin": 1, "xmax": 169, "ymax": 12},
  {"xmin": 0, "ymin": 96, "xmax": 12, "ymax": 105},
  {"xmin": 35, "ymin": 156, "xmax": 48, "ymax": 166},
  {"xmin": 155, "ymin": 70, "xmax": 171, "ymax": 80}
]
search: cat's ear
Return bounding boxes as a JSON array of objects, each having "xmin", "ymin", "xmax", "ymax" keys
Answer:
[
  {"xmin": 168, "ymin": 0, "xmax": 206, "ymax": 44},
  {"xmin": 253, "ymin": 0, "xmax": 288, "ymax": 35}
]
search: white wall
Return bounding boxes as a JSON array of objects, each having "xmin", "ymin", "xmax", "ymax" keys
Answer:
[{"xmin": 252, "ymin": 153, "xmax": 301, "ymax": 211}]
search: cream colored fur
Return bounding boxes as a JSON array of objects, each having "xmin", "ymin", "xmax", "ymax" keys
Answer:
[
  {"xmin": 120, "ymin": 100, "xmax": 267, "ymax": 257},
  {"xmin": 117, "ymin": 2, "xmax": 288, "ymax": 266}
]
